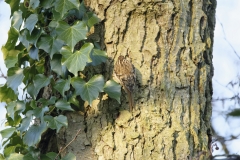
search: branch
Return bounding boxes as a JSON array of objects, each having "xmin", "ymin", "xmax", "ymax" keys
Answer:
[
  {"xmin": 0, "ymin": 68, "xmax": 7, "ymax": 79},
  {"xmin": 55, "ymin": 129, "xmax": 81, "ymax": 160},
  {"xmin": 217, "ymin": 16, "xmax": 240, "ymax": 60}
]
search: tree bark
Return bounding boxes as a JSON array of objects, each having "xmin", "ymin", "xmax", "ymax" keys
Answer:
[{"xmin": 56, "ymin": 0, "xmax": 216, "ymax": 159}]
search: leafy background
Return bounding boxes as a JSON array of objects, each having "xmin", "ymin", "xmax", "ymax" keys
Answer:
[{"xmin": 0, "ymin": 0, "xmax": 121, "ymax": 158}]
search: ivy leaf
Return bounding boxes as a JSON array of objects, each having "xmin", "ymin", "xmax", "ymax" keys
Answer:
[
  {"xmin": 54, "ymin": 0, "xmax": 79, "ymax": 18},
  {"xmin": 69, "ymin": 93, "xmax": 80, "ymax": 107},
  {"xmin": 89, "ymin": 49, "xmax": 107, "ymax": 66},
  {"xmin": 62, "ymin": 43, "xmax": 93, "ymax": 76},
  {"xmin": 27, "ymin": 83, "xmax": 37, "ymax": 99},
  {"xmin": 38, "ymin": 96, "xmax": 56, "ymax": 106},
  {"xmin": 5, "ymin": 0, "xmax": 20, "ymax": 16},
  {"xmin": 4, "ymin": 145, "xmax": 21, "ymax": 157},
  {"xmin": 0, "ymin": 127, "xmax": 15, "ymax": 139},
  {"xmin": 33, "ymin": 107, "xmax": 49, "ymax": 120},
  {"xmin": 18, "ymin": 109, "xmax": 35, "ymax": 134},
  {"xmin": 0, "ymin": 84, "xmax": 17, "ymax": 103},
  {"xmin": 33, "ymin": 74, "xmax": 52, "ymax": 98},
  {"xmin": 7, "ymin": 67, "xmax": 24, "ymax": 93},
  {"xmin": 23, "ymin": 121, "xmax": 47, "ymax": 146},
  {"xmin": 11, "ymin": 11, "xmax": 23, "ymax": 30},
  {"xmin": 50, "ymin": 54, "xmax": 67, "ymax": 77},
  {"xmin": 6, "ymin": 102, "xmax": 16, "ymax": 120},
  {"xmin": 84, "ymin": 12, "xmax": 100, "ymax": 28},
  {"xmin": 29, "ymin": 45, "xmax": 39, "ymax": 60},
  {"xmin": 44, "ymin": 152, "xmax": 58, "ymax": 160},
  {"xmin": 60, "ymin": 46, "xmax": 73, "ymax": 61},
  {"xmin": 24, "ymin": 14, "xmax": 38, "ymax": 34},
  {"xmin": 4, "ymin": 27, "xmax": 19, "ymax": 50},
  {"xmin": 56, "ymin": 21, "xmax": 88, "ymax": 51},
  {"xmin": 104, "ymin": 80, "xmax": 121, "ymax": 103},
  {"xmin": 54, "ymin": 115, "xmax": 68, "ymax": 132},
  {"xmin": 62, "ymin": 153, "xmax": 76, "ymax": 160},
  {"xmin": 40, "ymin": 0, "xmax": 54, "ymax": 9},
  {"xmin": 29, "ymin": 0, "xmax": 40, "ymax": 9},
  {"xmin": 44, "ymin": 115, "xmax": 68, "ymax": 132},
  {"xmin": 71, "ymin": 75, "xmax": 104, "ymax": 105},
  {"xmin": 74, "ymin": 1, "xmax": 86, "ymax": 19},
  {"xmin": 6, "ymin": 153, "xmax": 24, "ymax": 160},
  {"xmin": 19, "ymin": 29, "xmax": 30, "ymax": 49},
  {"xmin": 6, "ymin": 101, "xmax": 25, "ymax": 121},
  {"xmin": 26, "ymin": 28, "xmax": 42, "ymax": 46},
  {"xmin": 55, "ymin": 99, "xmax": 73, "ymax": 111},
  {"xmin": 1, "ymin": 47, "xmax": 19, "ymax": 68},
  {"xmin": 54, "ymin": 78, "xmax": 70, "ymax": 97},
  {"xmin": 38, "ymin": 36, "xmax": 64, "ymax": 59}
]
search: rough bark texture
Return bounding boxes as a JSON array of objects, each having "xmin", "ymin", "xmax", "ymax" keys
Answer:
[{"xmin": 56, "ymin": 0, "xmax": 216, "ymax": 159}]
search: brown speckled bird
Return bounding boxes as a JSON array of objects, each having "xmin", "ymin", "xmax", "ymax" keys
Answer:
[{"xmin": 114, "ymin": 55, "xmax": 136, "ymax": 111}]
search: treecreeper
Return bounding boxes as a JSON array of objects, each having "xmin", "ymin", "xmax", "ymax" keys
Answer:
[{"xmin": 114, "ymin": 55, "xmax": 136, "ymax": 111}]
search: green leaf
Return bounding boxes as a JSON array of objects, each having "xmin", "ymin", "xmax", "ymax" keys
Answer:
[
  {"xmin": 38, "ymin": 96, "xmax": 56, "ymax": 107},
  {"xmin": 54, "ymin": 0, "xmax": 80, "ymax": 18},
  {"xmin": 19, "ymin": 29, "xmax": 30, "ymax": 49},
  {"xmin": 0, "ymin": 128, "xmax": 15, "ymax": 139},
  {"xmin": 54, "ymin": 115, "xmax": 68, "ymax": 132},
  {"xmin": 7, "ymin": 67, "xmax": 24, "ymax": 93},
  {"xmin": 44, "ymin": 115, "xmax": 68, "ymax": 132},
  {"xmin": 29, "ymin": 0, "xmax": 40, "ymax": 9},
  {"xmin": 1, "ymin": 47, "xmax": 19, "ymax": 68},
  {"xmin": 84, "ymin": 12, "xmax": 100, "ymax": 28},
  {"xmin": 23, "ymin": 153, "xmax": 35, "ymax": 160},
  {"xmin": 71, "ymin": 75, "xmax": 104, "ymax": 105},
  {"xmin": 26, "ymin": 28, "xmax": 42, "ymax": 46},
  {"xmin": 4, "ymin": 145, "xmax": 19, "ymax": 157},
  {"xmin": 6, "ymin": 102, "xmax": 15, "ymax": 120},
  {"xmin": 27, "ymin": 83, "xmax": 37, "ymax": 99},
  {"xmin": 54, "ymin": 78, "xmax": 70, "ymax": 97},
  {"xmin": 61, "ymin": 43, "xmax": 93, "ymax": 76},
  {"xmin": 2, "ymin": 46, "xmax": 19, "ymax": 68},
  {"xmin": 18, "ymin": 109, "xmax": 34, "ymax": 134},
  {"xmin": 55, "ymin": 99, "xmax": 73, "ymax": 111},
  {"xmin": 50, "ymin": 54, "xmax": 67, "ymax": 77},
  {"xmin": 38, "ymin": 36, "xmax": 63, "ymax": 59},
  {"xmin": 29, "ymin": 45, "xmax": 39, "ymax": 60},
  {"xmin": 5, "ymin": 0, "xmax": 20, "ymax": 16},
  {"xmin": 60, "ymin": 46, "xmax": 72, "ymax": 61},
  {"xmin": 6, "ymin": 114, "xmax": 22, "ymax": 127},
  {"xmin": 23, "ymin": 121, "xmax": 47, "ymax": 146},
  {"xmin": 33, "ymin": 107, "xmax": 49, "ymax": 120},
  {"xmin": 44, "ymin": 152, "xmax": 58, "ymax": 160},
  {"xmin": 7, "ymin": 153, "xmax": 24, "ymax": 160},
  {"xmin": 104, "ymin": 80, "xmax": 121, "ymax": 103},
  {"xmin": 27, "ymin": 74, "xmax": 52, "ymax": 99},
  {"xmin": 228, "ymin": 109, "xmax": 240, "ymax": 117},
  {"xmin": 56, "ymin": 21, "xmax": 88, "ymax": 51},
  {"xmin": 33, "ymin": 74, "xmax": 52, "ymax": 98},
  {"xmin": 89, "ymin": 49, "xmax": 107, "ymax": 66},
  {"xmin": 62, "ymin": 153, "xmax": 76, "ymax": 160},
  {"xmin": 11, "ymin": 11, "xmax": 23, "ymax": 30},
  {"xmin": 52, "ymin": 9, "xmax": 61, "ymax": 21},
  {"xmin": 4, "ymin": 27, "xmax": 19, "ymax": 50},
  {"xmin": 40, "ymin": 0, "xmax": 54, "ymax": 9},
  {"xmin": 69, "ymin": 93, "xmax": 80, "ymax": 107},
  {"xmin": 0, "ymin": 84, "xmax": 17, "ymax": 103},
  {"xmin": 74, "ymin": 1, "xmax": 86, "ymax": 19},
  {"xmin": 24, "ymin": 14, "xmax": 38, "ymax": 34}
]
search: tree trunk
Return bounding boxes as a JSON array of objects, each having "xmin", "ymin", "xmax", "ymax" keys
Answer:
[{"xmin": 55, "ymin": 0, "xmax": 216, "ymax": 159}]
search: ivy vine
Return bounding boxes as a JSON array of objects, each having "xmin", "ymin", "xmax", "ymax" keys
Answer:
[{"xmin": 0, "ymin": 0, "xmax": 121, "ymax": 159}]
